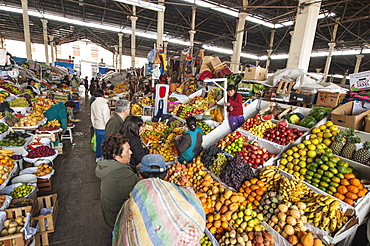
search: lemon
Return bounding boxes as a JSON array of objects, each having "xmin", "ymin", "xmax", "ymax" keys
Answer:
[
  {"xmin": 286, "ymin": 149, "xmax": 293, "ymax": 156},
  {"xmin": 311, "ymin": 138, "xmax": 320, "ymax": 145},
  {"xmin": 298, "ymin": 149, "xmax": 307, "ymax": 156},
  {"xmin": 280, "ymin": 158, "xmax": 288, "ymax": 165},
  {"xmin": 292, "ymin": 146, "xmax": 299, "ymax": 152},
  {"xmin": 319, "ymin": 125, "xmax": 327, "ymax": 130},
  {"xmin": 325, "ymin": 121, "xmax": 334, "ymax": 127},
  {"xmin": 329, "ymin": 125, "xmax": 338, "ymax": 132},
  {"xmin": 324, "ymin": 132, "xmax": 333, "ymax": 139},
  {"xmin": 310, "ymin": 134, "xmax": 317, "ymax": 139},
  {"xmin": 307, "ymin": 144, "xmax": 317, "ymax": 151},
  {"xmin": 307, "ymin": 150, "xmax": 317, "ymax": 158},
  {"xmin": 297, "ymin": 143, "xmax": 305, "ymax": 149},
  {"xmin": 312, "ymin": 128, "xmax": 321, "ymax": 134},
  {"xmin": 323, "ymin": 138, "xmax": 332, "ymax": 146}
]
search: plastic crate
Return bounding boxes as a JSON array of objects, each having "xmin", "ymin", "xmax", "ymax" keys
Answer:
[{"xmin": 31, "ymin": 194, "xmax": 58, "ymax": 233}]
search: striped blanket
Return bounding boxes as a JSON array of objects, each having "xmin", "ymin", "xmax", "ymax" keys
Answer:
[{"xmin": 112, "ymin": 178, "xmax": 206, "ymax": 246}]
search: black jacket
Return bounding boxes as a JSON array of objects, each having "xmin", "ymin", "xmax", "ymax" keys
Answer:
[{"xmin": 125, "ymin": 131, "xmax": 149, "ymax": 166}]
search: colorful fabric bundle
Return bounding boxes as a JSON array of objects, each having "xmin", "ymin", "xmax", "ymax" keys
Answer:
[{"xmin": 112, "ymin": 178, "xmax": 206, "ymax": 246}]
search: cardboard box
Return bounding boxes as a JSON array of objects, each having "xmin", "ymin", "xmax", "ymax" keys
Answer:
[
  {"xmin": 316, "ymin": 91, "xmax": 347, "ymax": 108},
  {"xmin": 331, "ymin": 101, "xmax": 370, "ymax": 130},
  {"xmin": 244, "ymin": 66, "xmax": 267, "ymax": 81},
  {"xmin": 365, "ymin": 115, "xmax": 370, "ymax": 133},
  {"xmin": 290, "ymin": 91, "xmax": 317, "ymax": 104},
  {"xmin": 349, "ymin": 70, "xmax": 370, "ymax": 91}
]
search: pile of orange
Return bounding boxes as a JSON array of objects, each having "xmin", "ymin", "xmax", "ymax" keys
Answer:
[
  {"xmin": 206, "ymin": 212, "xmax": 231, "ymax": 236},
  {"xmin": 0, "ymin": 154, "xmax": 14, "ymax": 169},
  {"xmin": 333, "ymin": 173, "xmax": 368, "ymax": 206},
  {"xmin": 238, "ymin": 178, "xmax": 267, "ymax": 209}
]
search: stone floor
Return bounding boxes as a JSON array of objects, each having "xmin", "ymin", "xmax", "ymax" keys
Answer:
[
  {"xmin": 49, "ymin": 96, "xmax": 111, "ymax": 246},
  {"xmin": 46, "ymin": 95, "xmax": 368, "ymax": 246}
]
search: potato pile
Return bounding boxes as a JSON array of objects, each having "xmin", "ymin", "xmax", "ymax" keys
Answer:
[
  {"xmin": 0, "ymin": 216, "xmax": 26, "ymax": 237},
  {"xmin": 36, "ymin": 164, "xmax": 53, "ymax": 177}
]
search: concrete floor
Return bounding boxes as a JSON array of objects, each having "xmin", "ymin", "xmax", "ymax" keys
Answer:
[
  {"xmin": 49, "ymin": 96, "xmax": 111, "ymax": 246},
  {"xmin": 46, "ymin": 95, "xmax": 368, "ymax": 246}
]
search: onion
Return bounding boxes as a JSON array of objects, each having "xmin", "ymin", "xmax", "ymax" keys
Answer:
[
  {"xmin": 290, "ymin": 205, "xmax": 299, "ymax": 211},
  {"xmin": 284, "ymin": 224, "xmax": 295, "ymax": 236},
  {"xmin": 278, "ymin": 204, "xmax": 289, "ymax": 213},
  {"xmin": 286, "ymin": 216, "xmax": 297, "ymax": 226},
  {"xmin": 278, "ymin": 212, "xmax": 287, "ymax": 222},
  {"xmin": 271, "ymin": 215, "xmax": 279, "ymax": 224},
  {"xmin": 290, "ymin": 209, "xmax": 301, "ymax": 219},
  {"xmin": 297, "ymin": 202, "xmax": 306, "ymax": 210}
]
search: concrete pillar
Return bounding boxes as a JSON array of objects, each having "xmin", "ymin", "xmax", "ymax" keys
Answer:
[
  {"xmin": 114, "ymin": 45, "xmax": 118, "ymax": 72},
  {"xmin": 157, "ymin": 0, "xmax": 165, "ymax": 49},
  {"xmin": 316, "ymin": 68, "xmax": 322, "ymax": 73},
  {"xmin": 354, "ymin": 54, "xmax": 364, "ymax": 73},
  {"xmin": 340, "ymin": 70, "xmax": 349, "ymax": 84},
  {"xmin": 0, "ymin": 38, "xmax": 4, "ymax": 49},
  {"xmin": 130, "ymin": 15, "xmax": 138, "ymax": 68},
  {"xmin": 323, "ymin": 42, "xmax": 336, "ymax": 82},
  {"xmin": 41, "ymin": 19, "xmax": 49, "ymax": 65},
  {"xmin": 118, "ymin": 33, "xmax": 123, "ymax": 71},
  {"xmin": 230, "ymin": 41, "xmax": 237, "ymax": 70},
  {"xmin": 21, "ymin": 0, "xmax": 32, "ymax": 61},
  {"xmin": 265, "ymin": 30, "xmax": 275, "ymax": 72},
  {"xmin": 231, "ymin": 12, "xmax": 248, "ymax": 73},
  {"xmin": 255, "ymin": 60, "xmax": 260, "ymax": 67},
  {"xmin": 287, "ymin": 0, "xmax": 322, "ymax": 72},
  {"xmin": 48, "ymin": 35, "xmax": 55, "ymax": 66},
  {"xmin": 189, "ymin": 7, "xmax": 196, "ymax": 51}
]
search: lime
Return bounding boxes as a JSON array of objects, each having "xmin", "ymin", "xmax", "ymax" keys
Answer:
[
  {"xmin": 324, "ymin": 171, "xmax": 334, "ymax": 178},
  {"xmin": 307, "ymin": 157, "xmax": 314, "ymax": 163},
  {"xmin": 319, "ymin": 181, "xmax": 329, "ymax": 188},
  {"xmin": 313, "ymin": 173, "xmax": 322, "ymax": 179},
  {"xmin": 303, "ymin": 140, "xmax": 312, "ymax": 146},
  {"xmin": 326, "ymin": 190, "xmax": 333, "ymax": 195},
  {"xmin": 308, "ymin": 166, "xmax": 317, "ymax": 172},
  {"xmin": 307, "ymin": 144, "xmax": 316, "ymax": 151},
  {"xmin": 320, "ymin": 164, "xmax": 329, "ymax": 171},
  {"xmin": 298, "ymin": 161, "xmax": 307, "ymax": 168},
  {"xmin": 305, "ymin": 174, "xmax": 313, "ymax": 180},
  {"xmin": 320, "ymin": 155, "xmax": 329, "ymax": 162},
  {"xmin": 300, "ymin": 156, "xmax": 307, "ymax": 161},
  {"xmin": 326, "ymin": 161, "xmax": 335, "ymax": 168},
  {"xmin": 330, "ymin": 182, "xmax": 340, "ymax": 188},
  {"xmin": 336, "ymin": 173, "xmax": 345, "ymax": 179},
  {"xmin": 328, "ymin": 186, "xmax": 337, "ymax": 193},
  {"xmin": 300, "ymin": 168, "xmax": 307, "ymax": 175},
  {"xmin": 306, "ymin": 170, "xmax": 315, "ymax": 177},
  {"xmin": 307, "ymin": 150, "xmax": 317, "ymax": 158},
  {"xmin": 317, "ymin": 169, "xmax": 324, "ymax": 175},
  {"xmin": 318, "ymin": 186, "xmax": 327, "ymax": 192},
  {"xmin": 329, "ymin": 168, "xmax": 338, "ymax": 175},
  {"xmin": 311, "ymin": 182, "xmax": 320, "ymax": 188},
  {"xmin": 315, "ymin": 159, "xmax": 324, "ymax": 165},
  {"xmin": 321, "ymin": 176, "xmax": 331, "ymax": 183}
]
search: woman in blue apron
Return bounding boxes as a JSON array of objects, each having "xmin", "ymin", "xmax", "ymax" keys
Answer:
[{"xmin": 175, "ymin": 116, "xmax": 203, "ymax": 163}]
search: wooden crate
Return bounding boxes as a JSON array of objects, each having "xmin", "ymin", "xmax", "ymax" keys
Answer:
[
  {"xmin": 0, "ymin": 207, "xmax": 32, "ymax": 246},
  {"xmin": 276, "ymin": 80, "xmax": 295, "ymax": 94},
  {"xmin": 31, "ymin": 194, "xmax": 58, "ymax": 233},
  {"xmin": 37, "ymin": 178, "xmax": 52, "ymax": 193},
  {"xmin": 34, "ymin": 232, "xmax": 51, "ymax": 246}
]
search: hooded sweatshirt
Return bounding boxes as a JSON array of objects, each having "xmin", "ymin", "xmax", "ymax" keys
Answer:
[{"xmin": 95, "ymin": 159, "xmax": 139, "ymax": 231}]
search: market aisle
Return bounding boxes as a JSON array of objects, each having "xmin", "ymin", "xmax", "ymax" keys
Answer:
[{"xmin": 49, "ymin": 97, "xmax": 111, "ymax": 246}]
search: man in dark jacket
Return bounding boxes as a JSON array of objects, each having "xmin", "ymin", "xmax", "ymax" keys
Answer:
[{"xmin": 105, "ymin": 100, "xmax": 131, "ymax": 137}]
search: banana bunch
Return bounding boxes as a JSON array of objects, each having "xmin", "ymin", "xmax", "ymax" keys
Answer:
[
  {"xmin": 131, "ymin": 104, "xmax": 143, "ymax": 115},
  {"xmin": 301, "ymin": 194, "xmax": 348, "ymax": 233},
  {"xmin": 259, "ymin": 166, "xmax": 282, "ymax": 191},
  {"xmin": 0, "ymin": 149, "xmax": 14, "ymax": 156},
  {"xmin": 165, "ymin": 133, "xmax": 177, "ymax": 144},
  {"xmin": 172, "ymin": 128, "xmax": 185, "ymax": 134},
  {"xmin": 138, "ymin": 97, "xmax": 152, "ymax": 106},
  {"xmin": 46, "ymin": 119, "xmax": 61, "ymax": 127},
  {"xmin": 279, "ymin": 175, "xmax": 313, "ymax": 202}
]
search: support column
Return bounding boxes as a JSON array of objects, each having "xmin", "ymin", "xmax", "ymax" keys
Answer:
[
  {"xmin": 0, "ymin": 38, "xmax": 4, "ymax": 49},
  {"xmin": 21, "ymin": 0, "xmax": 32, "ymax": 61},
  {"xmin": 340, "ymin": 70, "xmax": 349, "ymax": 84},
  {"xmin": 286, "ymin": 0, "xmax": 322, "ymax": 72},
  {"xmin": 48, "ymin": 35, "xmax": 55, "ymax": 66},
  {"xmin": 157, "ymin": 0, "xmax": 165, "ymax": 49},
  {"xmin": 163, "ymin": 41, "xmax": 168, "ymax": 59},
  {"xmin": 323, "ymin": 42, "xmax": 336, "ymax": 81},
  {"xmin": 231, "ymin": 12, "xmax": 248, "ymax": 73},
  {"xmin": 114, "ymin": 45, "xmax": 118, "ymax": 72},
  {"xmin": 41, "ymin": 19, "xmax": 49, "ymax": 65},
  {"xmin": 230, "ymin": 41, "xmax": 237, "ymax": 70},
  {"xmin": 118, "ymin": 33, "xmax": 123, "ymax": 71},
  {"xmin": 265, "ymin": 30, "xmax": 275, "ymax": 72},
  {"xmin": 189, "ymin": 6, "xmax": 197, "ymax": 55},
  {"xmin": 354, "ymin": 54, "xmax": 364, "ymax": 73},
  {"xmin": 130, "ymin": 15, "xmax": 138, "ymax": 68}
]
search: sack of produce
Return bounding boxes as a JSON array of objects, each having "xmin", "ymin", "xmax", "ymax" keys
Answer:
[{"xmin": 112, "ymin": 178, "xmax": 206, "ymax": 246}]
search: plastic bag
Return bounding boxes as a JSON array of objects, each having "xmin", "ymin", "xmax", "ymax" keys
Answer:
[
  {"xmin": 35, "ymin": 207, "xmax": 53, "ymax": 232},
  {"xmin": 91, "ymin": 133, "xmax": 96, "ymax": 152}
]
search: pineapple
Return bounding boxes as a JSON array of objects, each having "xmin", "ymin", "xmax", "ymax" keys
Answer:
[
  {"xmin": 330, "ymin": 131, "xmax": 345, "ymax": 155},
  {"xmin": 353, "ymin": 141, "xmax": 370, "ymax": 164},
  {"xmin": 341, "ymin": 128, "xmax": 361, "ymax": 159}
]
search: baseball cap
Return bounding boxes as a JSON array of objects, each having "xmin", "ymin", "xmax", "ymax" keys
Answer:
[{"xmin": 140, "ymin": 154, "xmax": 166, "ymax": 172}]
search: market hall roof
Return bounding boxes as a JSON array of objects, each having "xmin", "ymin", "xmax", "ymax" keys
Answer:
[{"xmin": 0, "ymin": 0, "xmax": 369, "ymax": 75}]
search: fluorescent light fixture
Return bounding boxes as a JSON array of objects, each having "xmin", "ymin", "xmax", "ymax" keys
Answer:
[
  {"xmin": 202, "ymin": 44, "xmax": 233, "ymax": 55},
  {"xmin": 113, "ymin": 0, "xmax": 165, "ymax": 12}
]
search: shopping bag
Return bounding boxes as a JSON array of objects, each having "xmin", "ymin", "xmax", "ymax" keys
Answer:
[{"xmin": 91, "ymin": 133, "xmax": 96, "ymax": 152}]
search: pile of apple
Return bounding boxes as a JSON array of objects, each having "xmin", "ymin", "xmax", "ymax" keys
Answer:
[
  {"xmin": 26, "ymin": 146, "xmax": 56, "ymax": 159},
  {"xmin": 241, "ymin": 115, "xmax": 262, "ymax": 131},
  {"xmin": 234, "ymin": 142, "xmax": 276, "ymax": 169},
  {"xmin": 263, "ymin": 120, "xmax": 306, "ymax": 146},
  {"xmin": 216, "ymin": 131, "xmax": 249, "ymax": 155}
]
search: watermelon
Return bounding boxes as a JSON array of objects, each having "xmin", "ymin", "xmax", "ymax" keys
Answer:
[
  {"xmin": 277, "ymin": 119, "xmax": 288, "ymax": 128},
  {"xmin": 261, "ymin": 114, "xmax": 274, "ymax": 121}
]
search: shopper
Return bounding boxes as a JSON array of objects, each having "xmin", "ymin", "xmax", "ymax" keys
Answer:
[
  {"xmin": 138, "ymin": 154, "xmax": 168, "ymax": 180},
  {"xmin": 225, "ymin": 84, "xmax": 244, "ymax": 132},
  {"xmin": 44, "ymin": 101, "xmax": 76, "ymax": 133},
  {"xmin": 105, "ymin": 99, "xmax": 131, "ymax": 137},
  {"xmin": 101, "ymin": 79, "xmax": 107, "ymax": 90},
  {"xmin": 71, "ymin": 74, "xmax": 79, "ymax": 89},
  {"xmin": 91, "ymin": 89, "xmax": 111, "ymax": 159},
  {"xmin": 119, "ymin": 115, "xmax": 148, "ymax": 167},
  {"xmin": 175, "ymin": 116, "xmax": 203, "ymax": 163},
  {"xmin": 25, "ymin": 78, "xmax": 40, "ymax": 96},
  {"xmin": 95, "ymin": 134, "xmax": 139, "ymax": 232},
  {"xmin": 112, "ymin": 178, "xmax": 206, "ymax": 246},
  {"xmin": 83, "ymin": 76, "xmax": 89, "ymax": 96},
  {"xmin": 89, "ymin": 80, "xmax": 99, "ymax": 97}
]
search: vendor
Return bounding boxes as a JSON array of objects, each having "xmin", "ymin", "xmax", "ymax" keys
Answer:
[
  {"xmin": 175, "ymin": 116, "xmax": 203, "ymax": 163},
  {"xmin": 225, "ymin": 84, "xmax": 244, "ymax": 132},
  {"xmin": 25, "ymin": 79, "xmax": 40, "ymax": 96},
  {"xmin": 43, "ymin": 101, "xmax": 76, "ymax": 133},
  {"xmin": 95, "ymin": 134, "xmax": 139, "ymax": 232}
]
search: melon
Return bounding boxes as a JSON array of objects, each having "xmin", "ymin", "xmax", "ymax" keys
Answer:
[
  {"xmin": 261, "ymin": 114, "xmax": 274, "ymax": 121},
  {"xmin": 277, "ymin": 119, "xmax": 288, "ymax": 128}
]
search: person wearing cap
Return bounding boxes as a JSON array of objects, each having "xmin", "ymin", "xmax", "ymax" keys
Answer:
[
  {"xmin": 139, "ymin": 154, "xmax": 168, "ymax": 180},
  {"xmin": 175, "ymin": 116, "xmax": 203, "ymax": 163},
  {"xmin": 105, "ymin": 99, "xmax": 131, "ymax": 138},
  {"xmin": 95, "ymin": 134, "xmax": 139, "ymax": 232},
  {"xmin": 225, "ymin": 84, "xmax": 244, "ymax": 132}
]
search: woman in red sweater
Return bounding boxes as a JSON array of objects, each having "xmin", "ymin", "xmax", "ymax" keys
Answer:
[{"xmin": 225, "ymin": 85, "xmax": 245, "ymax": 131}]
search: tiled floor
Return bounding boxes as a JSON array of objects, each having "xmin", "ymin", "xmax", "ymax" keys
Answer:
[{"xmin": 47, "ymin": 95, "xmax": 368, "ymax": 246}]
